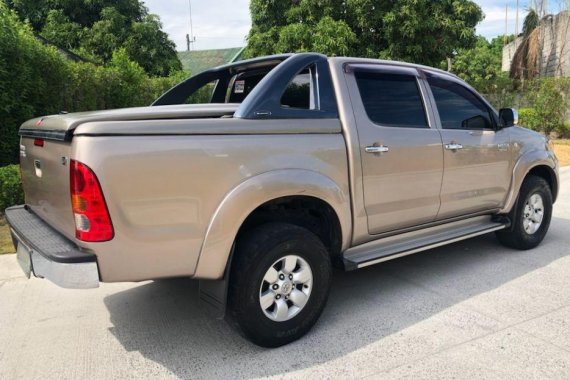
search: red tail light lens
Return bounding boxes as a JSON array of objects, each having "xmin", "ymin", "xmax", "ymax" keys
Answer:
[
  {"xmin": 70, "ymin": 160, "xmax": 114, "ymax": 242},
  {"xmin": 34, "ymin": 138, "xmax": 44, "ymax": 147}
]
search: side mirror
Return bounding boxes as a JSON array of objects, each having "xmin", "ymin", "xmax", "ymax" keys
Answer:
[{"xmin": 499, "ymin": 108, "xmax": 518, "ymax": 128}]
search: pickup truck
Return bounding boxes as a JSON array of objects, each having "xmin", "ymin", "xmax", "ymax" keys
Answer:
[{"xmin": 6, "ymin": 53, "xmax": 559, "ymax": 347}]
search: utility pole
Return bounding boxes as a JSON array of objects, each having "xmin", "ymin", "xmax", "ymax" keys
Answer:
[
  {"xmin": 188, "ymin": 0, "xmax": 196, "ymax": 51},
  {"xmin": 515, "ymin": 0, "xmax": 519, "ymax": 37},
  {"xmin": 504, "ymin": 3, "xmax": 508, "ymax": 45}
]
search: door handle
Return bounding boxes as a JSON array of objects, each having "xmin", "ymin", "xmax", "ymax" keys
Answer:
[
  {"xmin": 497, "ymin": 143, "xmax": 510, "ymax": 151},
  {"xmin": 365, "ymin": 145, "xmax": 389, "ymax": 154},
  {"xmin": 445, "ymin": 143, "xmax": 463, "ymax": 150}
]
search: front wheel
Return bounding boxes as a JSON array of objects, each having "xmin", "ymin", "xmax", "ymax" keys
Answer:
[
  {"xmin": 227, "ymin": 223, "xmax": 332, "ymax": 347},
  {"xmin": 496, "ymin": 175, "xmax": 553, "ymax": 250}
]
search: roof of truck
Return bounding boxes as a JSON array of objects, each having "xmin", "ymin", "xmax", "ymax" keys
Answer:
[{"xmin": 202, "ymin": 53, "xmax": 462, "ymax": 81}]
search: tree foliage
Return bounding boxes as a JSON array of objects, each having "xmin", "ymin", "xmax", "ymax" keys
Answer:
[
  {"xmin": 0, "ymin": 165, "xmax": 24, "ymax": 213},
  {"xmin": 523, "ymin": 78, "xmax": 570, "ymax": 135},
  {"xmin": 0, "ymin": 2, "xmax": 186, "ymax": 166},
  {"xmin": 450, "ymin": 36, "xmax": 513, "ymax": 91},
  {"xmin": 6, "ymin": 0, "xmax": 181, "ymax": 76},
  {"xmin": 246, "ymin": 0, "xmax": 484, "ymax": 66},
  {"xmin": 510, "ymin": 9, "xmax": 540, "ymax": 79}
]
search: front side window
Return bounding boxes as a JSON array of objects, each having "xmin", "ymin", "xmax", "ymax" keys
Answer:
[
  {"xmin": 355, "ymin": 71, "xmax": 428, "ymax": 128},
  {"xmin": 427, "ymin": 74, "xmax": 493, "ymax": 130}
]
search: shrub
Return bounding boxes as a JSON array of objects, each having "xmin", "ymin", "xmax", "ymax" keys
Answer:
[
  {"xmin": 0, "ymin": 165, "xmax": 24, "ymax": 213},
  {"xmin": 518, "ymin": 107, "xmax": 541, "ymax": 131},
  {"xmin": 0, "ymin": 3, "xmax": 187, "ymax": 166},
  {"xmin": 524, "ymin": 78, "xmax": 567, "ymax": 135},
  {"xmin": 557, "ymin": 121, "xmax": 570, "ymax": 138}
]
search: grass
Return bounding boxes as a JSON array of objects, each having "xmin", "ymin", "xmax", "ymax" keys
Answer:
[
  {"xmin": 553, "ymin": 139, "xmax": 570, "ymax": 167},
  {"xmin": 0, "ymin": 215, "xmax": 15, "ymax": 254}
]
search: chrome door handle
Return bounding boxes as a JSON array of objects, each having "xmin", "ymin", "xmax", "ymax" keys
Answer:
[
  {"xmin": 445, "ymin": 143, "xmax": 463, "ymax": 150},
  {"xmin": 365, "ymin": 145, "xmax": 389, "ymax": 154},
  {"xmin": 497, "ymin": 143, "xmax": 510, "ymax": 151}
]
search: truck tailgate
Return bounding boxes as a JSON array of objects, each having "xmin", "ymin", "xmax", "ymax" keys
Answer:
[{"xmin": 20, "ymin": 137, "xmax": 75, "ymax": 240}]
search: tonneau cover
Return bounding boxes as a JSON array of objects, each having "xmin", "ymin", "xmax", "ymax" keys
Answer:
[{"xmin": 19, "ymin": 104, "xmax": 239, "ymax": 141}]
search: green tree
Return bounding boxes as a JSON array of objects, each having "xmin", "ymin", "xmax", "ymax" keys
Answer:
[
  {"xmin": 450, "ymin": 36, "xmax": 513, "ymax": 90},
  {"xmin": 0, "ymin": 1, "xmax": 186, "ymax": 166},
  {"xmin": 6, "ymin": 0, "xmax": 181, "ymax": 76},
  {"xmin": 245, "ymin": 0, "xmax": 483, "ymax": 66}
]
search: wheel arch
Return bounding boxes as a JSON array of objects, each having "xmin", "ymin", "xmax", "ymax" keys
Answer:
[
  {"xmin": 527, "ymin": 165, "xmax": 558, "ymax": 202},
  {"xmin": 501, "ymin": 150, "xmax": 559, "ymax": 214},
  {"xmin": 193, "ymin": 169, "xmax": 351, "ymax": 279}
]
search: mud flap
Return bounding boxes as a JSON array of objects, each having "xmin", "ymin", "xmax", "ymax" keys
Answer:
[
  {"xmin": 199, "ymin": 278, "xmax": 228, "ymax": 319},
  {"xmin": 198, "ymin": 244, "xmax": 235, "ymax": 319}
]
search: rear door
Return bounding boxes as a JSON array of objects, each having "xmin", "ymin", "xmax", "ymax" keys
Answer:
[
  {"xmin": 424, "ymin": 71, "xmax": 512, "ymax": 219},
  {"xmin": 345, "ymin": 65, "xmax": 444, "ymax": 234}
]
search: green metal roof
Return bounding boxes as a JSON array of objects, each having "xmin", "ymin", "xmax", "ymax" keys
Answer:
[{"xmin": 177, "ymin": 47, "xmax": 244, "ymax": 74}]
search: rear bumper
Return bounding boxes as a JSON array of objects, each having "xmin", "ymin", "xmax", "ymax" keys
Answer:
[{"xmin": 5, "ymin": 205, "xmax": 99, "ymax": 289}]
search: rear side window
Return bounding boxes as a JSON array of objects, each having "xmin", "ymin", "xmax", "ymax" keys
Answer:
[
  {"xmin": 355, "ymin": 71, "xmax": 428, "ymax": 128},
  {"xmin": 427, "ymin": 74, "xmax": 493, "ymax": 130},
  {"xmin": 281, "ymin": 71, "xmax": 311, "ymax": 109}
]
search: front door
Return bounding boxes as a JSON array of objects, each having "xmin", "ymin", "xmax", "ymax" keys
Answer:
[
  {"xmin": 346, "ymin": 65, "xmax": 444, "ymax": 234},
  {"xmin": 424, "ymin": 71, "xmax": 512, "ymax": 219}
]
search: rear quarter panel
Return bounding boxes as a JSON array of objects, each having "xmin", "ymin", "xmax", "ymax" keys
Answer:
[{"xmin": 72, "ymin": 125, "xmax": 349, "ymax": 282}]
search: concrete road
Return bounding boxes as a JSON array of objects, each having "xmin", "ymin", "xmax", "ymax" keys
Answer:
[{"xmin": 1, "ymin": 168, "xmax": 569, "ymax": 380}]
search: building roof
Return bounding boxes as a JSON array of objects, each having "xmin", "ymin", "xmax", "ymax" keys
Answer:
[{"xmin": 177, "ymin": 47, "xmax": 244, "ymax": 74}]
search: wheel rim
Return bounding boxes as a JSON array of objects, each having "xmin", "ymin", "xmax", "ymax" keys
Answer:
[
  {"xmin": 259, "ymin": 255, "xmax": 313, "ymax": 322},
  {"xmin": 523, "ymin": 193, "xmax": 545, "ymax": 235}
]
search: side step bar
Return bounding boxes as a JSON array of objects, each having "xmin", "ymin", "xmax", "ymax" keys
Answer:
[{"xmin": 343, "ymin": 216, "xmax": 509, "ymax": 270}]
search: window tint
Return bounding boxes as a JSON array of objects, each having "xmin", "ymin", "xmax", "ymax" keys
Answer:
[
  {"xmin": 355, "ymin": 71, "xmax": 428, "ymax": 128},
  {"xmin": 281, "ymin": 70, "xmax": 311, "ymax": 109},
  {"xmin": 427, "ymin": 74, "xmax": 493, "ymax": 130}
]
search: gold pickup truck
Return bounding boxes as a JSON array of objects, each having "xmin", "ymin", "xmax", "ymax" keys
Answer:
[{"xmin": 6, "ymin": 53, "xmax": 559, "ymax": 347}]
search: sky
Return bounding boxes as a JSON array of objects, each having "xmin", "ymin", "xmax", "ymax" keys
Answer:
[{"xmin": 143, "ymin": 0, "xmax": 564, "ymax": 51}]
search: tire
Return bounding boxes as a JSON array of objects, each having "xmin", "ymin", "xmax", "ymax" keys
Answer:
[
  {"xmin": 227, "ymin": 222, "xmax": 332, "ymax": 347},
  {"xmin": 496, "ymin": 175, "xmax": 553, "ymax": 250}
]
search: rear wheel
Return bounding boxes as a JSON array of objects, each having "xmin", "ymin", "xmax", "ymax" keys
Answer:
[
  {"xmin": 227, "ymin": 223, "xmax": 332, "ymax": 347},
  {"xmin": 496, "ymin": 175, "xmax": 552, "ymax": 250}
]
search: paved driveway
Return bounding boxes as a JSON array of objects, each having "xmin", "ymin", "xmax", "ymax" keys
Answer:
[{"xmin": 1, "ymin": 167, "xmax": 569, "ymax": 380}]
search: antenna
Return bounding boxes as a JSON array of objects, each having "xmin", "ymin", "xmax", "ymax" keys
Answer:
[{"xmin": 188, "ymin": 0, "xmax": 196, "ymax": 51}]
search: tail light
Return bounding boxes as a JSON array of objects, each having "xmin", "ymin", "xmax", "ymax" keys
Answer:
[{"xmin": 70, "ymin": 160, "xmax": 114, "ymax": 242}]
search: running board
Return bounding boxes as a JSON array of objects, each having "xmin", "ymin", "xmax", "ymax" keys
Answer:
[{"xmin": 343, "ymin": 216, "xmax": 509, "ymax": 270}]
